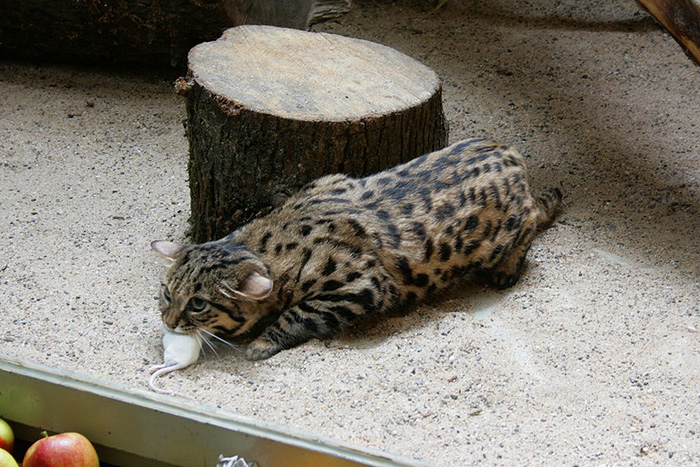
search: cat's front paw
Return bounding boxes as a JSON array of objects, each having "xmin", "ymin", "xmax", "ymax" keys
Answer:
[{"xmin": 245, "ymin": 339, "xmax": 282, "ymax": 361}]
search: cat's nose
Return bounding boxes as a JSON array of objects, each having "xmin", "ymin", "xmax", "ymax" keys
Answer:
[{"xmin": 165, "ymin": 322, "xmax": 177, "ymax": 329}]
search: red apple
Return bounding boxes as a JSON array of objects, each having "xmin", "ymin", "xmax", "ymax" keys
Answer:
[
  {"xmin": 22, "ymin": 432, "xmax": 99, "ymax": 467},
  {"xmin": 0, "ymin": 418, "xmax": 14, "ymax": 454},
  {"xmin": 0, "ymin": 448, "xmax": 19, "ymax": 467}
]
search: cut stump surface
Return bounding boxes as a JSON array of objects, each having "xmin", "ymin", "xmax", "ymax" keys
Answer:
[{"xmin": 182, "ymin": 25, "xmax": 447, "ymax": 242}]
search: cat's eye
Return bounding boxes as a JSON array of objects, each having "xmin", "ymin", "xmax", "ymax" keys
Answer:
[
  {"xmin": 189, "ymin": 297, "xmax": 207, "ymax": 311},
  {"xmin": 161, "ymin": 285, "xmax": 171, "ymax": 303}
]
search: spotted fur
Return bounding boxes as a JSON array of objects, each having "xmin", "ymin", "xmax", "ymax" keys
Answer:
[{"xmin": 152, "ymin": 138, "xmax": 561, "ymax": 360}]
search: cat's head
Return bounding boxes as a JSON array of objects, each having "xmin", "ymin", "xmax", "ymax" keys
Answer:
[{"xmin": 151, "ymin": 240, "xmax": 273, "ymax": 338}]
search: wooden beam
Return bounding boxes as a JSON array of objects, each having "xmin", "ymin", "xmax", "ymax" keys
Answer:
[{"xmin": 636, "ymin": 0, "xmax": 700, "ymax": 65}]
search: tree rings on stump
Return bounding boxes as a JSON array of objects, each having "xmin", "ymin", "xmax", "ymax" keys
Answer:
[{"xmin": 181, "ymin": 25, "xmax": 447, "ymax": 242}]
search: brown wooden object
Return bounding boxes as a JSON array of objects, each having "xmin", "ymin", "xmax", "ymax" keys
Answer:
[
  {"xmin": 179, "ymin": 25, "xmax": 447, "ymax": 242},
  {"xmin": 224, "ymin": 0, "xmax": 352, "ymax": 30},
  {"xmin": 636, "ymin": 0, "xmax": 700, "ymax": 66},
  {"xmin": 0, "ymin": 0, "xmax": 350, "ymax": 66},
  {"xmin": 0, "ymin": 0, "xmax": 231, "ymax": 66}
]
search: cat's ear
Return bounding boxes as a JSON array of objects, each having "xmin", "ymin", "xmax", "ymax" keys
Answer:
[
  {"xmin": 221, "ymin": 271, "xmax": 273, "ymax": 301},
  {"xmin": 151, "ymin": 241, "xmax": 186, "ymax": 261}
]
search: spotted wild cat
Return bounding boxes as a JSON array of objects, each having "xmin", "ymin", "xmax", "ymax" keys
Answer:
[{"xmin": 152, "ymin": 138, "xmax": 561, "ymax": 360}]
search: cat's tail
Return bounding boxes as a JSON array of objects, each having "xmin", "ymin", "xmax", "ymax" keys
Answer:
[{"xmin": 534, "ymin": 187, "xmax": 563, "ymax": 232}]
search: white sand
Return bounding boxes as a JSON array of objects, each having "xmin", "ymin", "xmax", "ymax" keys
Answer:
[{"xmin": 1, "ymin": 0, "xmax": 699, "ymax": 464}]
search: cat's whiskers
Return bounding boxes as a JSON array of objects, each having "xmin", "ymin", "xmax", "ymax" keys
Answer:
[
  {"xmin": 195, "ymin": 329, "xmax": 221, "ymax": 359},
  {"xmin": 198, "ymin": 328, "xmax": 239, "ymax": 354}
]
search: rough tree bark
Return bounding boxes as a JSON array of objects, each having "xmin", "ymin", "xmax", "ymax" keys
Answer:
[
  {"xmin": 224, "ymin": 0, "xmax": 352, "ymax": 30},
  {"xmin": 179, "ymin": 25, "xmax": 447, "ymax": 242}
]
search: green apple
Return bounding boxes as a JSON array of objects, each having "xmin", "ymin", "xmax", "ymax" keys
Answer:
[
  {"xmin": 0, "ymin": 448, "xmax": 19, "ymax": 467},
  {"xmin": 0, "ymin": 419, "xmax": 14, "ymax": 454},
  {"xmin": 22, "ymin": 431, "xmax": 99, "ymax": 467}
]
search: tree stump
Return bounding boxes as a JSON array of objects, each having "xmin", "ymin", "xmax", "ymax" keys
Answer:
[{"xmin": 180, "ymin": 25, "xmax": 447, "ymax": 242}]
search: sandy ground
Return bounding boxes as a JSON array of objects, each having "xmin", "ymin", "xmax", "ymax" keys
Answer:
[{"xmin": 1, "ymin": 0, "xmax": 699, "ymax": 464}]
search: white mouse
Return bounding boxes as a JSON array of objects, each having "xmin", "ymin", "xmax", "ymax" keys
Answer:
[{"xmin": 148, "ymin": 327, "xmax": 202, "ymax": 397}]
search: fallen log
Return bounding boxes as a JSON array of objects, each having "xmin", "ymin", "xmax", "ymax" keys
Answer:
[{"xmin": 0, "ymin": 0, "xmax": 351, "ymax": 66}]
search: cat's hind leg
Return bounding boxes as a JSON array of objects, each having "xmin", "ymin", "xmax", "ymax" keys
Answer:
[
  {"xmin": 485, "ymin": 189, "xmax": 562, "ymax": 289},
  {"xmin": 482, "ymin": 225, "xmax": 535, "ymax": 290},
  {"xmin": 484, "ymin": 252, "xmax": 527, "ymax": 289}
]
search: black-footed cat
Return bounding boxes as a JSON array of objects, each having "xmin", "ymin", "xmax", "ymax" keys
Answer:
[{"xmin": 152, "ymin": 138, "xmax": 561, "ymax": 360}]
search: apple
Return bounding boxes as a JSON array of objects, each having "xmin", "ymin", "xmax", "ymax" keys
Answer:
[
  {"xmin": 0, "ymin": 418, "xmax": 14, "ymax": 454},
  {"xmin": 22, "ymin": 432, "xmax": 99, "ymax": 467},
  {"xmin": 0, "ymin": 448, "xmax": 19, "ymax": 467}
]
